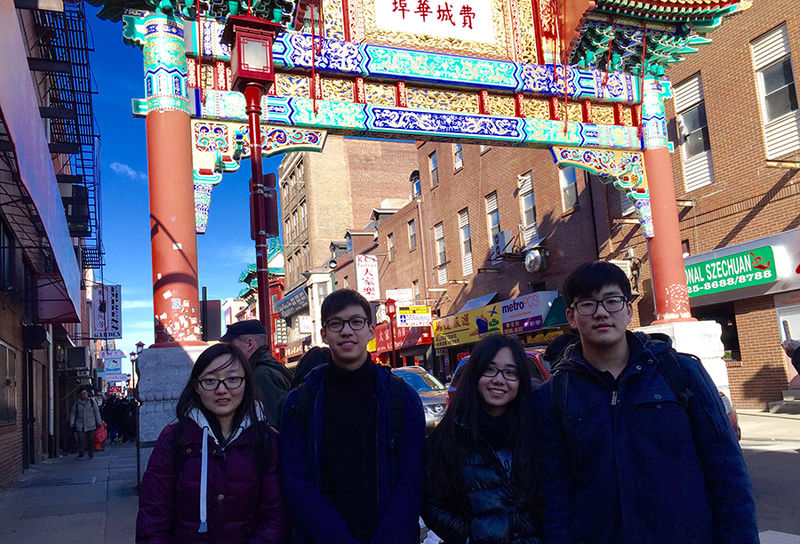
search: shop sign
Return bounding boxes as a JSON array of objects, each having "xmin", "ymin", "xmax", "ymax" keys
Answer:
[
  {"xmin": 276, "ymin": 286, "xmax": 309, "ymax": 318},
  {"xmin": 500, "ymin": 291, "xmax": 559, "ymax": 335},
  {"xmin": 521, "ymin": 329, "xmax": 563, "ymax": 345},
  {"xmin": 97, "ymin": 349, "xmax": 125, "ymax": 359},
  {"xmin": 92, "ymin": 284, "xmax": 122, "ymax": 339},
  {"xmin": 375, "ymin": 0, "xmax": 495, "ymax": 45},
  {"xmin": 386, "ymin": 288, "xmax": 413, "ymax": 304},
  {"xmin": 355, "ymin": 255, "xmax": 380, "ymax": 301},
  {"xmin": 285, "ymin": 339, "xmax": 310, "ymax": 359},
  {"xmin": 107, "ymin": 385, "xmax": 123, "ymax": 395},
  {"xmin": 398, "ymin": 305, "xmax": 432, "ymax": 327},
  {"xmin": 298, "ymin": 315, "xmax": 314, "ymax": 334},
  {"xmin": 274, "ymin": 317, "xmax": 288, "ymax": 345},
  {"xmin": 103, "ymin": 358, "xmax": 122, "ymax": 372},
  {"xmin": 432, "ymin": 303, "xmax": 501, "ymax": 348},
  {"xmin": 375, "ymin": 323, "xmax": 433, "ymax": 352},
  {"xmin": 100, "ymin": 372, "xmax": 127, "ymax": 383},
  {"xmin": 686, "ymin": 246, "xmax": 777, "ymax": 297},
  {"xmin": 368, "ymin": 338, "xmax": 377, "ymax": 352},
  {"xmin": 775, "ymin": 290, "xmax": 800, "ymax": 309}
]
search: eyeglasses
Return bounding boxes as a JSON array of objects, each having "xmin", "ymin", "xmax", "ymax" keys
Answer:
[
  {"xmin": 197, "ymin": 376, "xmax": 245, "ymax": 391},
  {"xmin": 481, "ymin": 366, "xmax": 519, "ymax": 382},
  {"xmin": 571, "ymin": 295, "xmax": 628, "ymax": 316},
  {"xmin": 324, "ymin": 316, "xmax": 368, "ymax": 332}
]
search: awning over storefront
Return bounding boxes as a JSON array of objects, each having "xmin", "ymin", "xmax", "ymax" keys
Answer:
[
  {"xmin": 684, "ymin": 228, "xmax": 800, "ymax": 307},
  {"xmin": 374, "ymin": 323, "xmax": 432, "ymax": 354},
  {"xmin": 458, "ymin": 292, "xmax": 497, "ymax": 313},
  {"xmin": 432, "ymin": 302, "xmax": 502, "ymax": 349},
  {"xmin": 542, "ymin": 296, "xmax": 568, "ymax": 328}
]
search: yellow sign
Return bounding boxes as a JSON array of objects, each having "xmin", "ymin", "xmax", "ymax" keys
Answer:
[
  {"xmin": 432, "ymin": 303, "xmax": 501, "ymax": 348},
  {"xmin": 367, "ymin": 338, "xmax": 376, "ymax": 353},
  {"xmin": 398, "ymin": 305, "xmax": 432, "ymax": 327}
]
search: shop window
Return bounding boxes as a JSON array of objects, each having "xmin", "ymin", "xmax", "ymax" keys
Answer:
[
  {"xmin": 408, "ymin": 219, "xmax": 416, "ymax": 249},
  {"xmin": 693, "ymin": 303, "xmax": 741, "ymax": 361},
  {"xmin": 429, "ymin": 151, "xmax": 439, "ymax": 187},
  {"xmin": 0, "ymin": 341, "xmax": 16, "ymax": 426},
  {"xmin": 387, "ymin": 233, "xmax": 395, "ymax": 261}
]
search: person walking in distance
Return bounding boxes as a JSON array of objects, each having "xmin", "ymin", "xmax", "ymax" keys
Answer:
[
  {"xmin": 70, "ymin": 386, "xmax": 102, "ymax": 460},
  {"xmin": 534, "ymin": 261, "xmax": 758, "ymax": 544},
  {"xmin": 136, "ymin": 343, "xmax": 287, "ymax": 543},
  {"xmin": 279, "ymin": 289, "xmax": 426, "ymax": 544},
  {"xmin": 423, "ymin": 334, "xmax": 541, "ymax": 544},
  {"xmin": 222, "ymin": 319, "xmax": 294, "ymax": 429}
]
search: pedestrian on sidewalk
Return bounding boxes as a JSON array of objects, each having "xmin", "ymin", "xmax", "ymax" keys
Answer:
[
  {"xmin": 533, "ymin": 261, "xmax": 758, "ymax": 544},
  {"xmin": 422, "ymin": 334, "xmax": 542, "ymax": 544},
  {"xmin": 136, "ymin": 343, "xmax": 288, "ymax": 543},
  {"xmin": 69, "ymin": 385, "xmax": 102, "ymax": 460},
  {"xmin": 782, "ymin": 338, "xmax": 800, "ymax": 375},
  {"xmin": 222, "ymin": 319, "xmax": 294, "ymax": 429},
  {"xmin": 279, "ymin": 289, "xmax": 426, "ymax": 544}
]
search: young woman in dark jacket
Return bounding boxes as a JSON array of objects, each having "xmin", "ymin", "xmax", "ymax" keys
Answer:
[
  {"xmin": 422, "ymin": 334, "xmax": 541, "ymax": 544},
  {"xmin": 137, "ymin": 343, "xmax": 288, "ymax": 543}
]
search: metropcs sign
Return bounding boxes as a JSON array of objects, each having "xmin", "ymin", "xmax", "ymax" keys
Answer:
[{"xmin": 685, "ymin": 246, "xmax": 777, "ymax": 297}]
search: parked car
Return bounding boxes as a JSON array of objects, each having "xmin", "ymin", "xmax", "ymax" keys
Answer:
[
  {"xmin": 392, "ymin": 366, "xmax": 447, "ymax": 432},
  {"xmin": 447, "ymin": 349, "xmax": 552, "ymax": 407}
]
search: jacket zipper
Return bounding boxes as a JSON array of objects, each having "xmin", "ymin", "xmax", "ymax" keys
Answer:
[{"xmin": 611, "ymin": 390, "xmax": 618, "ymax": 406}]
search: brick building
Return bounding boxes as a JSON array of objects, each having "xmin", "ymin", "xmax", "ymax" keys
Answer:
[
  {"xmin": 275, "ymin": 136, "xmax": 417, "ymax": 362},
  {"xmin": 1, "ymin": 3, "xmax": 103, "ymax": 484}
]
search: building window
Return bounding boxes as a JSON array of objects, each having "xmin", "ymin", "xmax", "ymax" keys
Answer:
[
  {"xmin": 408, "ymin": 219, "xmax": 417, "ymax": 249},
  {"xmin": 674, "ymin": 73, "xmax": 714, "ymax": 191},
  {"xmin": 319, "ymin": 281, "xmax": 329, "ymax": 302},
  {"xmin": 429, "ymin": 151, "xmax": 439, "ymax": 187},
  {"xmin": 300, "ymin": 200, "xmax": 307, "ymax": 231},
  {"xmin": 558, "ymin": 167, "xmax": 578, "ymax": 211},
  {"xmin": 517, "ymin": 175, "xmax": 537, "ymax": 244},
  {"xmin": 693, "ymin": 303, "xmax": 741, "ymax": 361},
  {"xmin": 387, "ymin": 233, "xmax": 395, "ymax": 260},
  {"xmin": 752, "ymin": 24, "xmax": 800, "ymax": 158},
  {"xmin": 0, "ymin": 342, "xmax": 16, "ymax": 426},
  {"xmin": 458, "ymin": 208, "xmax": 473, "ymax": 276},
  {"xmin": 412, "ymin": 280, "xmax": 420, "ymax": 302},
  {"xmin": 284, "ymin": 219, "xmax": 291, "ymax": 243},
  {"xmin": 0, "ymin": 221, "xmax": 14, "ymax": 289},
  {"xmin": 295, "ymin": 251, "xmax": 301, "ymax": 282},
  {"xmin": 620, "ymin": 190, "xmax": 636, "ymax": 216},
  {"xmin": 480, "ymin": 144, "xmax": 491, "ymax": 154},
  {"xmin": 304, "ymin": 245, "xmax": 311, "ymax": 270},
  {"xmin": 272, "ymin": 293, "xmax": 279, "ymax": 308},
  {"xmin": 434, "ymin": 222, "xmax": 447, "ymax": 285},
  {"xmin": 343, "ymin": 276, "xmax": 349, "ymax": 288},
  {"xmin": 453, "ymin": 143, "xmax": 463, "ymax": 171},
  {"xmin": 485, "ymin": 191, "xmax": 500, "ymax": 243},
  {"xmin": 410, "ymin": 170, "xmax": 421, "ymax": 198}
]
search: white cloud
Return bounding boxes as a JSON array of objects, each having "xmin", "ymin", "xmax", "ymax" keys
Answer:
[{"xmin": 109, "ymin": 161, "xmax": 147, "ymax": 181}]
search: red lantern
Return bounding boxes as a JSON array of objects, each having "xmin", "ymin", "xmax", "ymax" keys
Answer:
[{"xmin": 221, "ymin": 15, "xmax": 283, "ymax": 93}]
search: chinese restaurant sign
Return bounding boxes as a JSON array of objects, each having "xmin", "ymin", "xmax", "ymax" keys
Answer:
[
  {"xmin": 376, "ymin": 0, "xmax": 495, "ymax": 43},
  {"xmin": 356, "ymin": 255, "xmax": 380, "ymax": 301},
  {"xmin": 398, "ymin": 305, "xmax": 432, "ymax": 327},
  {"xmin": 433, "ymin": 303, "xmax": 501, "ymax": 348},
  {"xmin": 500, "ymin": 291, "xmax": 558, "ymax": 335},
  {"xmin": 685, "ymin": 246, "xmax": 777, "ymax": 297},
  {"xmin": 92, "ymin": 284, "xmax": 122, "ymax": 339}
]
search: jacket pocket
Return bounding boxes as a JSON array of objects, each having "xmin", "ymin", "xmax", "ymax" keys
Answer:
[{"xmin": 631, "ymin": 387, "xmax": 694, "ymax": 458}]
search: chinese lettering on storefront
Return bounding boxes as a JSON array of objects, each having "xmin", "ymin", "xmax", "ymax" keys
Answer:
[
  {"xmin": 685, "ymin": 246, "xmax": 778, "ymax": 297},
  {"xmin": 356, "ymin": 255, "xmax": 380, "ymax": 301},
  {"xmin": 432, "ymin": 303, "xmax": 501, "ymax": 348}
]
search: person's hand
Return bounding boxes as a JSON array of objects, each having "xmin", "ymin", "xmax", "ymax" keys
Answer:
[{"xmin": 782, "ymin": 339, "xmax": 800, "ymax": 358}]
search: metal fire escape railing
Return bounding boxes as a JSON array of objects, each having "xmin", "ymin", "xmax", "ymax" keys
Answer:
[{"xmin": 31, "ymin": 0, "xmax": 104, "ymax": 270}]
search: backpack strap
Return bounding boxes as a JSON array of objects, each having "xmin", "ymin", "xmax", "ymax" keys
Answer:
[
  {"xmin": 656, "ymin": 349, "xmax": 694, "ymax": 411},
  {"xmin": 289, "ymin": 382, "xmax": 316, "ymax": 436},
  {"xmin": 387, "ymin": 374, "xmax": 406, "ymax": 452}
]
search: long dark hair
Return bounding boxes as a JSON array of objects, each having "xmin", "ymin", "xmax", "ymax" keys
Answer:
[
  {"xmin": 175, "ymin": 343, "xmax": 263, "ymax": 442},
  {"xmin": 425, "ymin": 334, "xmax": 538, "ymax": 507}
]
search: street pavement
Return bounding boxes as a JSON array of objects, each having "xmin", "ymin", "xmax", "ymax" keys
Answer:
[{"xmin": 0, "ymin": 411, "xmax": 797, "ymax": 543}]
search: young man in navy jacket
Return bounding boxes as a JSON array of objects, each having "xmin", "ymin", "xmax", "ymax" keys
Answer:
[
  {"xmin": 534, "ymin": 261, "xmax": 758, "ymax": 544},
  {"xmin": 280, "ymin": 289, "xmax": 425, "ymax": 544}
]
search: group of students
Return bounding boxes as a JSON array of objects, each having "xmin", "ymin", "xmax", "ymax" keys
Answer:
[{"xmin": 136, "ymin": 261, "xmax": 759, "ymax": 544}]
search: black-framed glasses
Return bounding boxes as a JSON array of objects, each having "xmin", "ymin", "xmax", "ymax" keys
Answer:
[
  {"xmin": 324, "ymin": 316, "xmax": 368, "ymax": 332},
  {"xmin": 197, "ymin": 376, "xmax": 245, "ymax": 391},
  {"xmin": 571, "ymin": 295, "xmax": 628, "ymax": 316},
  {"xmin": 481, "ymin": 366, "xmax": 519, "ymax": 382}
]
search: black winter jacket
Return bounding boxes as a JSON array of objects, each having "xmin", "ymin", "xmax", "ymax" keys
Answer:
[{"xmin": 422, "ymin": 424, "xmax": 540, "ymax": 544}]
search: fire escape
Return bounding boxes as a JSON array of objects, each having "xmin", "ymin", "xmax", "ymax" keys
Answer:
[{"xmin": 28, "ymin": 0, "xmax": 103, "ymax": 270}]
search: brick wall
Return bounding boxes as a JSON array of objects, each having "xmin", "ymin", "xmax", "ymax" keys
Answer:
[{"xmin": 0, "ymin": 294, "xmax": 25, "ymax": 487}]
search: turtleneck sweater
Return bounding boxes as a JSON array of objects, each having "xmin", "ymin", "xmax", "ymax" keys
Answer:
[{"xmin": 321, "ymin": 357, "xmax": 378, "ymax": 543}]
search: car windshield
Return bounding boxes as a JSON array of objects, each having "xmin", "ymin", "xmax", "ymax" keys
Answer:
[{"xmin": 396, "ymin": 370, "xmax": 446, "ymax": 392}]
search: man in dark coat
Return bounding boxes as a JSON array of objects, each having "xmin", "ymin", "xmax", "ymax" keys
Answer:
[
  {"xmin": 222, "ymin": 319, "xmax": 294, "ymax": 428},
  {"xmin": 534, "ymin": 261, "xmax": 758, "ymax": 544},
  {"xmin": 279, "ymin": 289, "xmax": 425, "ymax": 544},
  {"xmin": 784, "ymin": 338, "xmax": 800, "ymax": 375}
]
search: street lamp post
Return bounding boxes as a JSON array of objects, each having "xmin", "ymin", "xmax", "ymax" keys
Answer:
[
  {"xmin": 221, "ymin": 14, "xmax": 282, "ymax": 349},
  {"xmin": 385, "ymin": 298, "xmax": 397, "ymax": 368}
]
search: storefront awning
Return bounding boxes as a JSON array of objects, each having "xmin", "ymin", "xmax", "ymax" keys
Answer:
[
  {"xmin": 542, "ymin": 296, "xmax": 568, "ymax": 328},
  {"xmin": 374, "ymin": 323, "xmax": 432, "ymax": 354},
  {"xmin": 458, "ymin": 292, "xmax": 497, "ymax": 313}
]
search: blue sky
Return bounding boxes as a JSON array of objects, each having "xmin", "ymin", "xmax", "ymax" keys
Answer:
[{"xmin": 86, "ymin": 7, "xmax": 284, "ymax": 372}]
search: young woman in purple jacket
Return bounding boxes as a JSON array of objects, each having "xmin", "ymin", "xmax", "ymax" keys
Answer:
[{"xmin": 136, "ymin": 343, "xmax": 288, "ymax": 543}]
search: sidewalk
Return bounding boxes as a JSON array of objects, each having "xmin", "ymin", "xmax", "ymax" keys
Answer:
[
  {"xmin": 738, "ymin": 409, "xmax": 800, "ymax": 443},
  {"xmin": 0, "ymin": 442, "xmax": 138, "ymax": 544}
]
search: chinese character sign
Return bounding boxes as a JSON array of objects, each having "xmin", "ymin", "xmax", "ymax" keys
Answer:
[
  {"xmin": 375, "ymin": 0, "xmax": 495, "ymax": 44},
  {"xmin": 92, "ymin": 284, "xmax": 122, "ymax": 339},
  {"xmin": 355, "ymin": 255, "xmax": 381, "ymax": 302}
]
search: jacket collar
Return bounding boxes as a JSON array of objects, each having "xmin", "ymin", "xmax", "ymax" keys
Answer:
[{"xmin": 558, "ymin": 331, "xmax": 672, "ymax": 375}]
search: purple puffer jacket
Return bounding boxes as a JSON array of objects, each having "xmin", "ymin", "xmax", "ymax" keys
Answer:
[{"xmin": 137, "ymin": 415, "xmax": 288, "ymax": 543}]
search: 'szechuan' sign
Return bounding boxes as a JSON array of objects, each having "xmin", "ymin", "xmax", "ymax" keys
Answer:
[{"xmin": 685, "ymin": 246, "xmax": 777, "ymax": 297}]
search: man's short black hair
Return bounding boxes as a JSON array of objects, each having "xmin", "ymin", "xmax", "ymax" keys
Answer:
[
  {"xmin": 320, "ymin": 289, "xmax": 373, "ymax": 325},
  {"xmin": 563, "ymin": 261, "xmax": 632, "ymax": 306}
]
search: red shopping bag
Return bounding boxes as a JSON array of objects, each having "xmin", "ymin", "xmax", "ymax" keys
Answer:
[{"xmin": 94, "ymin": 422, "xmax": 107, "ymax": 451}]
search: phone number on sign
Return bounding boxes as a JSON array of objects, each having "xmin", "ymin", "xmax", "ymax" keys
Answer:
[{"xmin": 688, "ymin": 269, "xmax": 773, "ymax": 294}]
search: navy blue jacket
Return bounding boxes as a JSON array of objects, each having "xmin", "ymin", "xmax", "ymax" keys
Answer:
[
  {"xmin": 279, "ymin": 361, "xmax": 425, "ymax": 544},
  {"xmin": 533, "ymin": 332, "xmax": 757, "ymax": 544}
]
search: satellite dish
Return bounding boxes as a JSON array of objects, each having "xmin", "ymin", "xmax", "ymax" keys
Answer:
[
  {"xmin": 328, "ymin": 259, "xmax": 338, "ymax": 269},
  {"xmin": 524, "ymin": 248, "xmax": 545, "ymax": 273}
]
